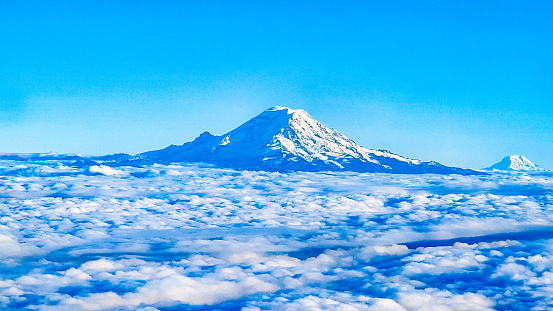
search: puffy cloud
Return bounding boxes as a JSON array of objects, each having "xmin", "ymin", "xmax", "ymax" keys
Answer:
[
  {"xmin": 0, "ymin": 233, "xmax": 36, "ymax": 258},
  {"xmin": 492, "ymin": 262, "xmax": 536, "ymax": 281},
  {"xmin": 63, "ymin": 274, "xmax": 279, "ymax": 310},
  {"xmin": 0, "ymin": 160, "xmax": 552, "ymax": 309},
  {"xmin": 397, "ymin": 289, "xmax": 494, "ymax": 311},
  {"xmin": 373, "ymin": 244, "xmax": 410, "ymax": 256},
  {"xmin": 89, "ymin": 165, "xmax": 125, "ymax": 176}
]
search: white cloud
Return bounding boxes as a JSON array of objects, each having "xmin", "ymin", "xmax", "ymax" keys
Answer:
[
  {"xmin": 397, "ymin": 289, "xmax": 494, "ymax": 311},
  {"xmin": 89, "ymin": 165, "xmax": 125, "ymax": 176},
  {"xmin": 64, "ymin": 274, "xmax": 279, "ymax": 310},
  {"xmin": 492, "ymin": 262, "xmax": 536, "ymax": 281},
  {"xmin": 0, "ymin": 160, "xmax": 553, "ymax": 309},
  {"xmin": 373, "ymin": 244, "xmax": 410, "ymax": 256}
]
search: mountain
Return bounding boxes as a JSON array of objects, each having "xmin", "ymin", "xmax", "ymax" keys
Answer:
[
  {"xmin": 143, "ymin": 107, "xmax": 482, "ymax": 174},
  {"xmin": 486, "ymin": 155, "xmax": 545, "ymax": 172},
  {"xmin": 0, "ymin": 153, "xmax": 83, "ymax": 161}
]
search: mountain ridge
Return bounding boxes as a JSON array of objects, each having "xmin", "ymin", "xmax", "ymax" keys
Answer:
[
  {"xmin": 142, "ymin": 107, "xmax": 482, "ymax": 175},
  {"xmin": 0, "ymin": 107, "xmax": 490, "ymax": 175}
]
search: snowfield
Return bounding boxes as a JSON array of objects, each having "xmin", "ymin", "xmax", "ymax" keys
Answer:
[{"xmin": 0, "ymin": 159, "xmax": 553, "ymax": 310}]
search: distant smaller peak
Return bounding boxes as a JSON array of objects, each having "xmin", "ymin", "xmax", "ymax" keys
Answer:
[
  {"xmin": 508, "ymin": 155, "xmax": 526, "ymax": 161},
  {"xmin": 487, "ymin": 155, "xmax": 545, "ymax": 171},
  {"xmin": 505, "ymin": 155, "xmax": 532, "ymax": 164}
]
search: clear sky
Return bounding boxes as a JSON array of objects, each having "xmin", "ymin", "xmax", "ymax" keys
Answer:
[{"xmin": 1, "ymin": 0, "xmax": 552, "ymax": 170}]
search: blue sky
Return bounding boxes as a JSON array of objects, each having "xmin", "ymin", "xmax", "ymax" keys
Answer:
[{"xmin": 1, "ymin": 0, "xmax": 552, "ymax": 169}]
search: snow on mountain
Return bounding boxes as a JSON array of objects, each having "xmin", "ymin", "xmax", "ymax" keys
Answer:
[
  {"xmin": 487, "ymin": 155, "xmax": 545, "ymax": 172},
  {"xmin": 143, "ymin": 107, "xmax": 481, "ymax": 174}
]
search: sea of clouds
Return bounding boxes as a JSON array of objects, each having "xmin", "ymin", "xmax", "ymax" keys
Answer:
[{"xmin": 0, "ymin": 159, "xmax": 553, "ymax": 310}]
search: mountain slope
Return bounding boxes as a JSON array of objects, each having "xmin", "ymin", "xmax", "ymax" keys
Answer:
[
  {"xmin": 487, "ymin": 155, "xmax": 545, "ymax": 171},
  {"xmin": 143, "ymin": 107, "xmax": 481, "ymax": 174}
]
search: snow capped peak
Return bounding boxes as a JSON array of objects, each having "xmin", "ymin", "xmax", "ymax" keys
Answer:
[
  {"xmin": 261, "ymin": 106, "xmax": 311, "ymax": 121},
  {"xmin": 265, "ymin": 106, "xmax": 291, "ymax": 112},
  {"xmin": 487, "ymin": 155, "xmax": 545, "ymax": 171},
  {"xmin": 143, "ymin": 107, "xmax": 481, "ymax": 174},
  {"xmin": 265, "ymin": 106, "xmax": 304, "ymax": 113},
  {"xmin": 217, "ymin": 106, "xmax": 360, "ymax": 166}
]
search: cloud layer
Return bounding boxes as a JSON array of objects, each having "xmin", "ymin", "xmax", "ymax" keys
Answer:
[{"xmin": 0, "ymin": 159, "xmax": 552, "ymax": 310}]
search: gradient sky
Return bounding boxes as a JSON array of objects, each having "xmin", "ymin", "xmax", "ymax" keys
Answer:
[{"xmin": 1, "ymin": 0, "xmax": 552, "ymax": 170}]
